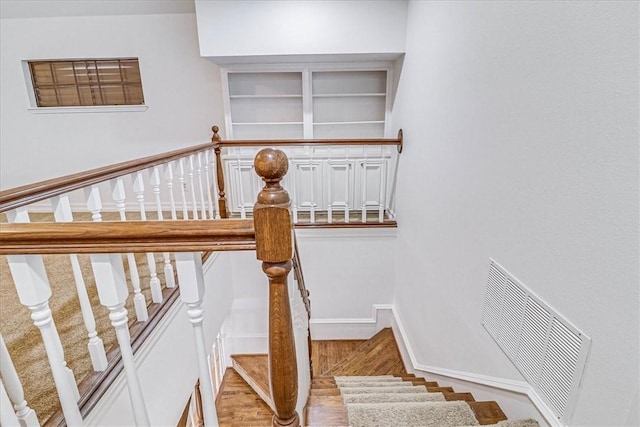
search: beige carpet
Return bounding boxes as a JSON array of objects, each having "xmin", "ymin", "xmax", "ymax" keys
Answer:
[
  {"xmin": 336, "ymin": 376, "xmax": 541, "ymax": 427},
  {"xmin": 0, "ymin": 211, "xmax": 168, "ymax": 424}
]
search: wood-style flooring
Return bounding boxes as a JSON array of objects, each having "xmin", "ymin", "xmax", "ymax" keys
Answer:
[{"xmin": 215, "ymin": 328, "xmax": 508, "ymax": 426}]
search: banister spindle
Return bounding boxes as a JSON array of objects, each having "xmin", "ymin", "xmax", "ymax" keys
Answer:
[
  {"xmin": 52, "ymin": 194, "xmax": 108, "ymax": 370},
  {"xmin": 204, "ymin": 150, "xmax": 216, "ymax": 219},
  {"xmin": 0, "ymin": 334, "xmax": 39, "ymax": 427},
  {"xmin": 132, "ymin": 172, "xmax": 163, "ymax": 303},
  {"xmin": 90, "ymin": 253, "xmax": 150, "ymax": 427},
  {"xmin": 211, "ymin": 126, "xmax": 228, "ymax": 218},
  {"xmin": 175, "ymin": 252, "xmax": 218, "ymax": 427},
  {"xmin": 187, "ymin": 155, "xmax": 199, "ymax": 220},
  {"xmin": 150, "ymin": 166, "xmax": 176, "ymax": 288},
  {"xmin": 7, "ymin": 208, "xmax": 83, "ymax": 425},
  {"xmin": 253, "ymin": 148, "xmax": 299, "ymax": 427},
  {"xmin": 177, "ymin": 158, "xmax": 190, "ymax": 219},
  {"xmin": 111, "ymin": 177, "xmax": 149, "ymax": 321},
  {"xmin": 195, "ymin": 153, "xmax": 207, "ymax": 220},
  {"xmin": 164, "ymin": 161, "xmax": 179, "ymax": 220}
]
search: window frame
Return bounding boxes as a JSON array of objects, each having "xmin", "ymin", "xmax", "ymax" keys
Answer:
[{"xmin": 22, "ymin": 58, "xmax": 148, "ymax": 114}]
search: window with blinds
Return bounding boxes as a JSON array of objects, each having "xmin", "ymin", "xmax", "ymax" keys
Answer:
[{"xmin": 28, "ymin": 58, "xmax": 144, "ymax": 107}]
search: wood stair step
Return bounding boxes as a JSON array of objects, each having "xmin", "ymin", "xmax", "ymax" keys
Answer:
[
  {"xmin": 305, "ymin": 405, "xmax": 350, "ymax": 426},
  {"xmin": 443, "ymin": 392, "xmax": 476, "ymax": 402},
  {"xmin": 230, "ymin": 354, "xmax": 274, "ymax": 411},
  {"xmin": 467, "ymin": 401, "xmax": 508, "ymax": 425},
  {"xmin": 306, "ymin": 395, "xmax": 345, "ymax": 407}
]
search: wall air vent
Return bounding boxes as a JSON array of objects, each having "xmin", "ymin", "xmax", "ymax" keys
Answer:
[{"xmin": 482, "ymin": 259, "xmax": 591, "ymax": 424}]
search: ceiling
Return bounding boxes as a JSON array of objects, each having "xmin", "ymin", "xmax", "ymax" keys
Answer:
[{"xmin": 0, "ymin": 0, "xmax": 196, "ymax": 19}]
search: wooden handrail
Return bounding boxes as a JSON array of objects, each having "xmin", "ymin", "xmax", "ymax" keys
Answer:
[
  {"xmin": 0, "ymin": 219, "xmax": 255, "ymax": 255},
  {"xmin": 0, "ymin": 143, "xmax": 214, "ymax": 212},
  {"xmin": 211, "ymin": 125, "xmax": 403, "ymax": 151}
]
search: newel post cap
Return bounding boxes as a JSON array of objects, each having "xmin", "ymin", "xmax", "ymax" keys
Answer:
[{"xmin": 253, "ymin": 148, "xmax": 293, "ymax": 263}]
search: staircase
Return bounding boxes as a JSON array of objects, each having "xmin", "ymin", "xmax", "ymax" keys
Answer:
[{"xmin": 216, "ymin": 328, "xmax": 541, "ymax": 426}]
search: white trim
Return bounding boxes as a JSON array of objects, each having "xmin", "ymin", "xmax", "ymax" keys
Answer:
[
  {"xmin": 390, "ymin": 305, "xmax": 564, "ymax": 427},
  {"xmin": 310, "ymin": 304, "xmax": 393, "ymax": 340},
  {"xmin": 28, "ymin": 105, "xmax": 148, "ymax": 114}
]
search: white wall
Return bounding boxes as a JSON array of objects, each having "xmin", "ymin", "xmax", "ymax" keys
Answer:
[
  {"xmin": 195, "ymin": 0, "xmax": 407, "ymax": 62},
  {"xmin": 392, "ymin": 1, "xmax": 638, "ymax": 426},
  {"xmin": 0, "ymin": 12, "xmax": 225, "ymax": 190},
  {"xmin": 222, "ymin": 229, "xmax": 397, "ymax": 350}
]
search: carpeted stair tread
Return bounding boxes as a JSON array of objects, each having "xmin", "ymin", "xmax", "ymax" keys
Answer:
[
  {"xmin": 334, "ymin": 375, "xmax": 401, "ymax": 382},
  {"xmin": 340, "ymin": 385, "xmax": 430, "ymax": 394},
  {"xmin": 342, "ymin": 392, "xmax": 446, "ymax": 403},
  {"xmin": 337, "ymin": 380, "xmax": 422, "ymax": 388},
  {"xmin": 345, "ymin": 400, "xmax": 480, "ymax": 427},
  {"xmin": 459, "ymin": 420, "xmax": 540, "ymax": 427}
]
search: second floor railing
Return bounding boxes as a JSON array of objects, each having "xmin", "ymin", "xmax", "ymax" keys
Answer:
[{"xmin": 211, "ymin": 125, "xmax": 403, "ymax": 225}]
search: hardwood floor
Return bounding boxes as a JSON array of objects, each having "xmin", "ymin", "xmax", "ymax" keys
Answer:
[
  {"xmin": 215, "ymin": 368, "xmax": 273, "ymax": 426},
  {"xmin": 311, "ymin": 339, "xmax": 364, "ymax": 375},
  {"xmin": 322, "ymin": 328, "xmax": 406, "ymax": 376}
]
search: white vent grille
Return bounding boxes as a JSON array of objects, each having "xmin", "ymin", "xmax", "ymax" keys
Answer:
[{"xmin": 482, "ymin": 260, "xmax": 591, "ymax": 423}]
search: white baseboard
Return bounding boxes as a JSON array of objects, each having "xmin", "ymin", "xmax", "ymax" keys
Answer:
[
  {"xmin": 390, "ymin": 305, "xmax": 563, "ymax": 427},
  {"xmin": 310, "ymin": 304, "xmax": 393, "ymax": 340}
]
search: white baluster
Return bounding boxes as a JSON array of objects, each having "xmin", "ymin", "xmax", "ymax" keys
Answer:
[
  {"xmin": 165, "ymin": 162, "xmax": 179, "ymax": 221},
  {"xmin": 236, "ymin": 155, "xmax": 247, "ymax": 219},
  {"xmin": 361, "ymin": 159, "xmax": 367, "ymax": 223},
  {"xmin": 291, "ymin": 162, "xmax": 299, "ymax": 224},
  {"xmin": 310, "ymin": 153, "xmax": 316, "ymax": 224},
  {"xmin": 111, "ymin": 177, "xmax": 149, "ymax": 322},
  {"xmin": 0, "ymin": 335, "xmax": 39, "ymax": 427},
  {"xmin": 133, "ymin": 172, "xmax": 163, "ymax": 303},
  {"xmin": 6, "ymin": 208, "xmax": 82, "ymax": 425},
  {"xmin": 51, "ymin": 195, "xmax": 108, "ymax": 370},
  {"xmin": 187, "ymin": 155, "xmax": 199, "ymax": 219},
  {"xmin": 85, "ymin": 185, "xmax": 102, "ymax": 222},
  {"xmin": 379, "ymin": 159, "xmax": 387, "ymax": 223},
  {"xmin": 195, "ymin": 153, "xmax": 207, "ymax": 220},
  {"xmin": 345, "ymin": 148, "xmax": 351, "ymax": 224},
  {"xmin": 175, "ymin": 253, "xmax": 218, "ymax": 427},
  {"xmin": 90, "ymin": 254, "xmax": 150, "ymax": 427},
  {"xmin": 204, "ymin": 150, "xmax": 216, "ymax": 219},
  {"xmin": 177, "ymin": 158, "xmax": 190, "ymax": 219},
  {"xmin": 150, "ymin": 166, "xmax": 176, "ymax": 288}
]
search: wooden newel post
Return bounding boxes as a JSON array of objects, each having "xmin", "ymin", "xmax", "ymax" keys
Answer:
[
  {"xmin": 254, "ymin": 148, "xmax": 299, "ymax": 427},
  {"xmin": 211, "ymin": 125, "xmax": 228, "ymax": 218}
]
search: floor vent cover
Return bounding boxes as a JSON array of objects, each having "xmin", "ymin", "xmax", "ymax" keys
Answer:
[{"xmin": 482, "ymin": 259, "xmax": 591, "ymax": 423}]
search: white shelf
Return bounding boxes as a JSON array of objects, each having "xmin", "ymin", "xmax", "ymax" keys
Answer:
[
  {"xmin": 230, "ymin": 94, "xmax": 302, "ymax": 99},
  {"xmin": 233, "ymin": 121, "xmax": 304, "ymax": 126},
  {"xmin": 313, "ymin": 121, "xmax": 385, "ymax": 125},
  {"xmin": 312, "ymin": 93, "xmax": 385, "ymax": 98}
]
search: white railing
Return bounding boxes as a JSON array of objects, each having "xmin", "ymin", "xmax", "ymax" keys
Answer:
[{"xmin": 0, "ymin": 142, "xmax": 221, "ymax": 425}]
